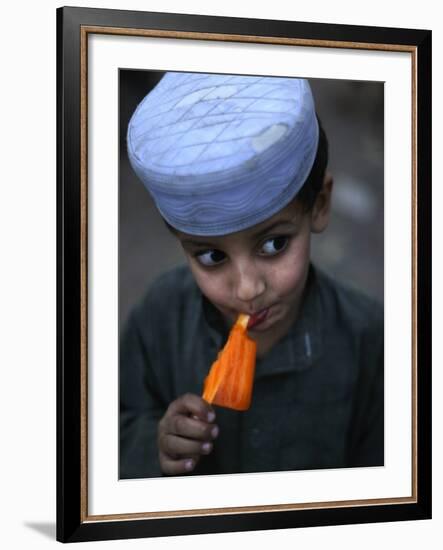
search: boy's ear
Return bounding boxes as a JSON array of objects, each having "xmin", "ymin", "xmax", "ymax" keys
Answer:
[{"xmin": 311, "ymin": 172, "xmax": 333, "ymax": 233}]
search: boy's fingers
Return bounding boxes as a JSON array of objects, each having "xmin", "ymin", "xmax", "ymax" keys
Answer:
[
  {"xmin": 168, "ymin": 414, "xmax": 219, "ymax": 442},
  {"xmin": 160, "ymin": 433, "xmax": 213, "ymax": 458},
  {"xmin": 169, "ymin": 393, "xmax": 216, "ymax": 423},
  {"xmin": 160, "ymin": 454, "xmax": 199, "ymax": 476},
  {"xmin": 158, "ymin": 394, "xmax": 218, "ymax": 476}
]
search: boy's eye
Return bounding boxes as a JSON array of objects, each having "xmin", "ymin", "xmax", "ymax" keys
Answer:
[
  {"xmin": 195, "ymin": 249, "xmax": 226, "ymax": 267},
  {"xmin": 259, "ymin": 236, "xmax": 289, "ymax": 256}
]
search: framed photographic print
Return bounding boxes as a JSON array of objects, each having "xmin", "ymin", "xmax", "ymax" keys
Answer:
[{"xmin": 57, "ymin": 6, "xmax": 432, "ymax": 543}]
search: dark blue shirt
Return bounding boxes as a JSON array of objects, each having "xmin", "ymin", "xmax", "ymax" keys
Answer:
[{"xmin": 120, "ymin": 264, "xmax": 384, "ymax": 478}]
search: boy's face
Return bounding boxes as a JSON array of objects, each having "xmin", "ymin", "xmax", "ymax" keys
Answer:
[{"xmin": 176, "ymin": 176, "xmax": 333, "ymax": 356}]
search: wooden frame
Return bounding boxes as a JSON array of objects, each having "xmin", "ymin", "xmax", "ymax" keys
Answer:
[{"xmin": 57, "ymin": 6, "xmax": 431, "ymax": 542}]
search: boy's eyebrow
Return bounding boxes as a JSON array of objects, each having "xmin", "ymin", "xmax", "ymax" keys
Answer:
[
  {"xmin": 251, "ymin": 219, "xmax": 297, "ymax": 240},
  {"xmin": 180, "ymin": 219, "xmax": 297, "ymax": 249},
  {"xmin": 180, "ymin": 238, "xmax": 219, "ymax": 249}
]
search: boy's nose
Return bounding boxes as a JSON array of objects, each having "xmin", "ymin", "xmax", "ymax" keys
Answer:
[{"xmin": 234, "ymin": 263, "xmax": 266, "ymax": 304}]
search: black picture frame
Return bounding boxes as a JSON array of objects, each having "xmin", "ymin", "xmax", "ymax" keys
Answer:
[{"xmin": 56, "ymin": 6, "xmax": 432, "ymax": 543}]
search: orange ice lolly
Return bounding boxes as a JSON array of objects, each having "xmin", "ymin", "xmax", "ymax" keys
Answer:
[{"xmin": 202, "ymin": 313, "xmax": 257, "ymax": 411}]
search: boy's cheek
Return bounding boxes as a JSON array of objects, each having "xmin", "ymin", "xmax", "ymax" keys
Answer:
[
  {"xmin": 187, "ymin": 264, "xmax": 224, "ymax": 298},
  {"xmin": 202, "ymin": 286, "xmax": 237, "ymax": 322},
  {"xmin": 273, "ymin": 256, "xmax": 311, "ymax": 302}
]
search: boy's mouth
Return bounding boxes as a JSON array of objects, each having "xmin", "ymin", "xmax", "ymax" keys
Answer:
[{"xmin": 247, "ymin": 308, "xmax": 270, "ymax": 330}]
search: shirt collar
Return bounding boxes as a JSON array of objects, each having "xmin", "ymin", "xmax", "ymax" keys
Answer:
[{"xmin": 200, "ymin": 264, "xmax": 324, "ymax": 378}]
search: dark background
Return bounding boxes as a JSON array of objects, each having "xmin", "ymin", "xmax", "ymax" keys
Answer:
[{"xmin": 119, "ymin": 70, "xmax": 384, "ymax": 332}]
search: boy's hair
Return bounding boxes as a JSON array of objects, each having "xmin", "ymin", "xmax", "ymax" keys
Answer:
[{"xmin": 296, "ymin": 117, "xmax": 329, "ymax": 212}]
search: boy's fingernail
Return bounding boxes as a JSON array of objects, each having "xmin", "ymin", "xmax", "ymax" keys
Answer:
[
  {"xmin": 207, "ymin": 411, "xmax": 216, "ymax": 423},
  {"xmin": 184, "ymin": 459, "xmax": 194, "ymax": 471},
  {"xmin": 202, "ymin": 442, "xmax": 212, "ymax": 454},
  {"xmin": 211, "ymin": 425, "xmax": 219, "ymax": 439}
]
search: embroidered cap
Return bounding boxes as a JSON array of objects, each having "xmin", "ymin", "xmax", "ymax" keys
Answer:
[{"xmin": 127, "ymin": 72, "xmax": 319, "ymax": 236}]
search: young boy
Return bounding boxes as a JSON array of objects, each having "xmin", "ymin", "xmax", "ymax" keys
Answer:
[{"xmin": 120, "ymin": 72, "xmax": 384, "ymax": 478}]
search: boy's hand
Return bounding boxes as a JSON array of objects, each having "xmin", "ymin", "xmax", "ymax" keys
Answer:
[{"xmin": 158, "ymin": 393, "xmax": 219, "ymax": 475}]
